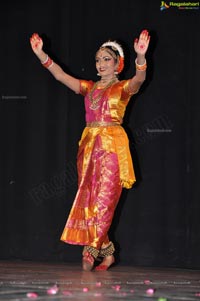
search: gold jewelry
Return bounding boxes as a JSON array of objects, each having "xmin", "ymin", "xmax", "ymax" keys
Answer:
[
  {"xmin": 99, "ymin": 241, "xmax": 115, "ymax": 257},
  {"xmin": 83, "ymin": 245, "xmax": 99, "ymax": 259},
  {"xmin": 86, "ymin": 121, "xmax": 120, "ymax": 127},
  {"xmin": 41, "ymin": 55, "xmax": 54, "ymax": 68},
  {"xmin": 135, "ymin": 58, "xmax": 147, "ymax": 71},
  {"xmin": 89, "ymin": 79, "xmax": 117, "ymax": 110},
  {"xmin": 100, "ymin": 75, "xmax": 117, "ymax": 85}
]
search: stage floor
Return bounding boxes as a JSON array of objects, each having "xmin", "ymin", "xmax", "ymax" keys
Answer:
[{"xmin": 0, "ymin": 261, "xmax": 200, "ymax": 300}]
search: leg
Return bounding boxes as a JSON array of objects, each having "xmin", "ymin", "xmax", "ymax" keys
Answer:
[
  {"xmin": 95, "ymin": 241, "xmax": 115, "ymax": 271},
  {"xmin": 82, "ymin": 245, "xmax": 99, "ymax": 271}
]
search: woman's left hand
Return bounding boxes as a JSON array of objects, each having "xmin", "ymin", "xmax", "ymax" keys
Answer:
[{"xmin": 134, "ymin": 30, "xmax": 150, "ymax": 55}]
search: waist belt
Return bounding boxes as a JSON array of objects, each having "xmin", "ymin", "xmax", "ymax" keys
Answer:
[{"xmin": 86, "ymin": 121, "xmax": 121, "ymax": 127}]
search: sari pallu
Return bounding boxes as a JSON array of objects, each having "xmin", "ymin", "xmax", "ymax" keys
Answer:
[{"xmin": 60, "ymin": 125, "xmax": 136, "ymax": 249}]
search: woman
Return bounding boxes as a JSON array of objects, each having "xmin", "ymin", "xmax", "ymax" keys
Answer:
[{"xmin": 30, "ymin": 30, "xmax": 150, "ymax": 271}]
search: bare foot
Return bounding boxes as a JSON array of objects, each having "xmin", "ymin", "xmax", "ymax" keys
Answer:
[
  {"xmin": 82, "ymin": 252, "xmax": 94, "ymax": 271},
  {"xmin": 95, "ymin": 255, "xmax": 115, "ymax": 271}
]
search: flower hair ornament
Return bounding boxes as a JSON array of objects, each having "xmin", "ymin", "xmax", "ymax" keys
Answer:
[{"xmin": 100, "ymin": 40, "xmax": 124, "ymax": 74}]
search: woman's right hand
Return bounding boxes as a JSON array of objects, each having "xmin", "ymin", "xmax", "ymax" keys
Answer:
[{"xmin": 30, "ymin": 33, "xmax": 43, "ymax": 56}]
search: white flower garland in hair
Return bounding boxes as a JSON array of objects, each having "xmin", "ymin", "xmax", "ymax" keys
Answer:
[{"xmin": 101, "ymin": 41, "xmax": 124, "ymax": 58}]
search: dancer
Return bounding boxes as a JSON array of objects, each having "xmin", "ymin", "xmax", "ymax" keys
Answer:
[{"xmin": 30, "ymin": 29, "xmax": 150, "ymax": 271}]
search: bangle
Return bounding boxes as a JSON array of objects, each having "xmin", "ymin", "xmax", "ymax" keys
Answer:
[
  {"xmin": 41, "ymin": 55, "xmax": 54, "ymax": 68},
  {"xmin": 41, "ymin": 55, "xmax": 49, "ymax": 64},
  {"xmin": 135, "ymin": 58, "xmax": 147, "ymax": 71}
]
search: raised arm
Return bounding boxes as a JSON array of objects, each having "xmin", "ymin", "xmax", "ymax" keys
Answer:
[
  {"xmin": 30, "ymin": 33, "xmax": 80, "ymax": 94},
  {"xmin": 128, "ymin": 30, "xmax": 150, "ymax": 93}
]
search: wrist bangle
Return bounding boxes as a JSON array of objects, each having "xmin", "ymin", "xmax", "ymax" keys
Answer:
[
  {"xmin": 41, "ymin": 55, "xmax": 54, "ymax": 68},
  {"xmin": 41, "ymin": 55, "xmax": 49, "ymax": 64},
  {"xmin": 135, "ymin": 58, "xmax": 147, "ymax": 71}
]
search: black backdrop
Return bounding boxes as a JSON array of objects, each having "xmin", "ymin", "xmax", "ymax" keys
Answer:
[{"xmin": 0, "ymin": 0, "xmax": 199, "ymax": 268}]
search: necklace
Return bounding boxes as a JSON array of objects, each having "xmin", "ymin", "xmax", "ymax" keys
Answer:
[
  {"xmin": 100, "ymin": 76, "xmax": 117, "ymax": 85},
  {"xmin": 89, "ymin": 79, "xmax": 117, "ymax": 110}
]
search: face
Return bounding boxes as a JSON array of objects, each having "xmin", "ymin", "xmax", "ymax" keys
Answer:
[{"xmin": 95, "ymin": 49, "xmax": 118, "ymax": 78}]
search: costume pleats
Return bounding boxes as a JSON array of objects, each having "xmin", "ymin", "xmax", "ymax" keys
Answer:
[{"xmin": 60, "ymin": 125, "xmax": 135, "ymax": 248}]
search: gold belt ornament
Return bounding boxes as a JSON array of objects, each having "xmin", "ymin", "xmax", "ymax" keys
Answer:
[{"xmin": 86, "ymin": 121, "xmax": 120, "ymax": 127}]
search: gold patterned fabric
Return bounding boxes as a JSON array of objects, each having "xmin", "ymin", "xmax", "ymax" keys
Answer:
[{"xmin": 60, "ymin": 79, "xmax": 137, "ymax": 248}]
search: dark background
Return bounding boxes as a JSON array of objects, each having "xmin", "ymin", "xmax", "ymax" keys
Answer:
[{"xmin": 0, "ymin": 0, "xmax": 199, "ymax": 268}]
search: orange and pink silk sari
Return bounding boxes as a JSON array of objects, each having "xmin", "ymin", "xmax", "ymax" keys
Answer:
[{"xmin": 61, "ymin": 79, "xmax": 136, "ymax": 249}]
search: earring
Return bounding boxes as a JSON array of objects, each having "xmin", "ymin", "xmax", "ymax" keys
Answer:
[
  {"xmin": 97, "ymin": 73, "xmax": 100, "ymax": 76},
  {"xmin": 114, "ymin": 71, "xmax": 118, "ymax": 75}
]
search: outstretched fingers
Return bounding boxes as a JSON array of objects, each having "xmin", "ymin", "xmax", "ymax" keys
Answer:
[
  {"xmin": 30, "ymin": 33, "xmax": 43, "ymax": 50},
  {"xmin": 134, "ymin": 29, "xmax": 150, "ymax": 54}
]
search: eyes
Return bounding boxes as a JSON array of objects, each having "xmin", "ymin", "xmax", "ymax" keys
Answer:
[{"xmin": 95, "ymin": 56, "xmax": 112, "ymax": 63}]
